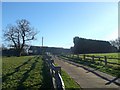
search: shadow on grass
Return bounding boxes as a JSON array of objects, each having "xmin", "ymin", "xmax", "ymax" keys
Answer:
[
  {"xmin": 17, "ymin": 56, "xmax": 39, "ymax": 90},
  {"xmin": 2, "ymin": 56, "xmax": 35, "ymax": 82},
  {"xmin": 16, "ymin": 56, "xmax": 53, "ymax": 90},
  {"xmin": 59, "ymin": 55, "xmax": 120, "ymax": 86},
  {"xmin": 39, "ymin": 58, "xmax": 53, "ymax": 90}
]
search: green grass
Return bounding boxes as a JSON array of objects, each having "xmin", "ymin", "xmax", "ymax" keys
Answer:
[
  {"xmin": 2, "ymin": 56, "xmax": 53, "ymax": 89},
  {"xmin": 54, "ymin": 64, "xmax": 81, "ymax": 89},
  {"xmin": 60, "ymin": 53, "xmax": 120, "ymax": 77},
  {"xmin": 84, "ymin": 53, "xmax": 120, "ymax": 65},
  {"xmin": 85, "ymin": 53, "xmax": 120, "ymax": 58}
]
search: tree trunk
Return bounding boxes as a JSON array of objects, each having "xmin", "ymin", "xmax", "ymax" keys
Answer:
[{"xmin": 16, "ymin": 49, "xmax": 22, "ymax": 57}]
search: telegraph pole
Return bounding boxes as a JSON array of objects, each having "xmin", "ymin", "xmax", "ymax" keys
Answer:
[{"xmin": 42, "ymin": 37, "xmax": 43, "ymax": 47}]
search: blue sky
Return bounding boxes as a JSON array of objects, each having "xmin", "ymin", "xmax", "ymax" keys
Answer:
[{"xmin": 2, "ymin": 2, "xmax": 118, "ymax": 48}]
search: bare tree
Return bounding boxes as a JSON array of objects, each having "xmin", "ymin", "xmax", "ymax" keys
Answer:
[{"xmin": 4, "ymin": 19, "xmax": 37, "ymax": 56}]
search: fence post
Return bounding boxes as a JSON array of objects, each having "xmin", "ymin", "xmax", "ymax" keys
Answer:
[
  {"xmin": 55, "ymin": 67, "xmax": 61, "ymax": 75},
  {"xmin": 83, "ymin": 55, "xmax": 86, "ymax": 60},
  {"xmin": 104, "ymin": 56, "xmax": 107, "ymax": 65},
  {"xmin": 99, "ymin": 57, "xmax": 101, "ymax": 64},
  {"xmin": 51, "ymin": 60, "xmax": 54, "ymax": 63},
  {"xmin": 77, "ymin": 54, "xmax": 79, "ymax": 59},
  {"xmin": 71, "ymin": 54, "xmax": 73, "ymax": 58},
  {"xmin": 92, "ymin": 55, "xmax": 94, "ymax": 62}
]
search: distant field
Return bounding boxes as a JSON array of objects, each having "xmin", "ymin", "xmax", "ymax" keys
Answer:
[
  {"xmin": 85, "ymin": 53, "xmax": 120, "ymax": 58},
  {"xmin": 81, "ymin": 53, "xmax": 120, "ymax": 64},
  {"xmin": 2, "ymin": 56, "xmax": 53, "ymax": 89}
]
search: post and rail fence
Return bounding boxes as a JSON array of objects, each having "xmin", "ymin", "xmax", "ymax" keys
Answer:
[
  {"xmin": 43, "ymin": 55, "xmax": 65, "ymax": 90},
  {"xmin": 64, "ymin": 54, "xmax": 120, "ymax": 66},
  {"xmin": 82, "ymin": 54, "xmax": 120, "ymax": 66}
]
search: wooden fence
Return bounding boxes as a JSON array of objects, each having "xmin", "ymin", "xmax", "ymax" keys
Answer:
[
  {"xmin": 45, "ymin": 56, "xmax": 65, "ymax": 90},
  {"xmin": 64, "ymin": 54, "xmax": 120, "ymax": 66},
  {"xmin": 78, "ymin": 54, "xmax": 120, "ymax": 66}
]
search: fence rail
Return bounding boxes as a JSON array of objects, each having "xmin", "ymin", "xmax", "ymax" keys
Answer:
[
  {"xmin": 65, "ymin": 54, "xmax": 120, "ymax": 66},
  {"xmin": 80, "ymin": 54, "xmax": 120, "ymax": 66},
  {"xmin": 44, "ymin": 55, "xmax": 65, "ymax": 90}
]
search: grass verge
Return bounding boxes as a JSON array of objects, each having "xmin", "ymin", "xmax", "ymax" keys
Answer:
[{"xmin": 54, "ymin": 63, "xmax": 81, "ymax": 89}]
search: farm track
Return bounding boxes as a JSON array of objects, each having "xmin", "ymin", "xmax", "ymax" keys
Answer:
[{"xmin": 52, "ymin": 55, "xmax": 120, "ymax": 89}]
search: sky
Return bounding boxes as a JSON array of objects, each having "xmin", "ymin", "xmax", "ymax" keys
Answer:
[{"xmin": 2, "ymin": 2, "xmax": 118, "ymax": 48}]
